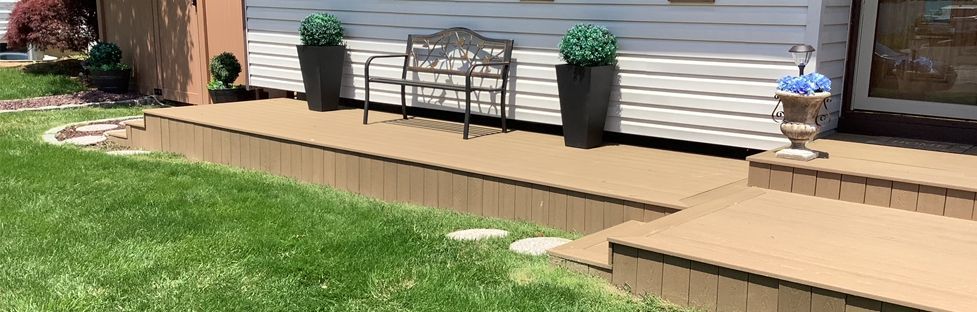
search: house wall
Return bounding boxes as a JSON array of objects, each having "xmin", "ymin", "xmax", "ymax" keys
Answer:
[
  {"xmin": 0, "ymin": 0, "xmax": 18, "ymax": 44},
  {"xmin": 244, "ymin": 0, "xmax": 850, "ymax": 150}
]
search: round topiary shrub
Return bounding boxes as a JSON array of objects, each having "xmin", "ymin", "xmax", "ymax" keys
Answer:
[
  {"xmin": 299, "ymin": 13, "xmax": 344, "ymax": 46},
  {"xmin": 87, "ymin": 42, "xmax": 125, "ymax": 70},
  {"xmin": 558, "ymin": 24, "xmax": 618, "ymax": 67},
  {"xmin": 209, "ymin": 52, "xmax": 242, "ymax": 90}
]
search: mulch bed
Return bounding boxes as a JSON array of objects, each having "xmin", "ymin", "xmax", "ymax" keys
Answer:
[{"xmin": 0, "ymin": 90, "xmax": 144, "ymax": 111}]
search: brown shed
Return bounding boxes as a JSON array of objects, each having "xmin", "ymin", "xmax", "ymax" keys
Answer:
[{"xmin": 96, "ymin": 0, "xmax": 247, "ymax": 105}]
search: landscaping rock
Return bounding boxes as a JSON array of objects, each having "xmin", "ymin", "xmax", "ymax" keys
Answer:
[
  {"xmin": 76, "ymin": 124, "xmax": 119, "ymax": 132},
  {"xmin": 107, "ymin": 150, "xmax": 150, "ymax": 156},
  {"xmin": 63, "ymin": 135, "xmax": 106, "ymax": 146},
  {"xmin": 509, "ymin": 237, "xmax": 572, "ymax": 256},
  {"xmin": 446, "ymin": 229, "xmax": 509, "ymax": 241}
]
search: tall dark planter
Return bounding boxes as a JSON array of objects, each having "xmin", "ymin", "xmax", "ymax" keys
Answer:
[
  {"xmin": 297, "ymin": 45, "xmax": 346, "ymax": 112},
  {"xmin": 555, "ymin": 64, "xmax": 615, "ymax": 149},
  {"xmin": 89, "ymin": 68, "xmax": 132, "ymax": 94}
]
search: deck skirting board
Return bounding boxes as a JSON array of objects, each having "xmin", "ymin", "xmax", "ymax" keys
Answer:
[
  {"xmin": 143, "ymin": 116, "xmax": 677, "ymax": 233},
  {"xmin": 747, "ymin": 162, "xmax": 977, "ymax": 221},
  {"xmin": 608, "ymin": 243, "xmax": 923, "ymax": 312}
]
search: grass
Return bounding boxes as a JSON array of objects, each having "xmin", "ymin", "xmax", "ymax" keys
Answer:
[
  {"xmin": 0, "ymin": 67, "xmax": 88, "ymax": 101},
  {"xmin": 0, "ymin": 108, "xmax": 692, "ymax": 311}
]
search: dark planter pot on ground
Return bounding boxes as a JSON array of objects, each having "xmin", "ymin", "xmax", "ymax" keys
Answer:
[
  {"xmin": 89, "ymin": 68, "xmax": 132, "ymax": 94},
  {"xmin": 209, "ymin": 88, "xmax": 254, "ymax": 104},
  {"xmin": 555, "ymin": 64, "xmax": 615, "ymax": 149},
  {"xmin": 297, "ymin": 45, "xmax": 346, "ymax": 112}
]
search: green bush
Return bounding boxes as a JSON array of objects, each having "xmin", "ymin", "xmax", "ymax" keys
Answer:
[
  {"xmin": 299, "ymin": 13, "xmax": 344, "ymax": 46},
  {"xmin": 558, "ymin": 24, "xmax": 618, "ymax": 67},
  {"xmin": 86, "ymin": 42, "xmax": 129, "ymax": 71},
  {"xmin": 208, "ymin": 52, "xmax": 242, "ymax": 90}
]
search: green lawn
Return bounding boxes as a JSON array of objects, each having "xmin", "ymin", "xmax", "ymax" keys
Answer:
[
  {"xmin": 0, "ymin": 108, "xmax": 687, "ymax": 311},
  {"xmin": 0, "ymin": 67, "xmax": 88, "ymax": 101}
]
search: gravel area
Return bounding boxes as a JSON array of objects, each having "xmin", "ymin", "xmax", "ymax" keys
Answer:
[
  {"xmin": 0, "ymin": 90, "xmax": 144, "ymax": 110},
  {"xmin": 55, "ymin": 118, "xmax": 136, "ymax": 141}
]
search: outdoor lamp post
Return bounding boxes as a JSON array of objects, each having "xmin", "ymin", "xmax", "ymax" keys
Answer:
[{"xmin": 789, "ymin": 44, "xmax": 816, "ymax": 75}]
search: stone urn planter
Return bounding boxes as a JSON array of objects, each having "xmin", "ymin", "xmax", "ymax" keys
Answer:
[{"xmin": 773, "ymin": 91, "xmax": 831, "ymax": 161}]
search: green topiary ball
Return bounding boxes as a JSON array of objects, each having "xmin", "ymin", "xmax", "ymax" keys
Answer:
[
  {"xmin": 299, "ymin": 13, "xmax": 344, "ymax": 46},
  {"xmin": 558, "ymin": 24, "xmax": 618, "ymax": 67},
  {"xmin": 209, "ymin": 52, "xmax": 242, "ymax": 89},
  {"xmin": 87, "ymin": 42, "xmax": 123, "ymax": 68}
]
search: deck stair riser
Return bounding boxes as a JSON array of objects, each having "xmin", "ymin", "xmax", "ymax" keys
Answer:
[{"xmin": 748, "ymin": 140, "xmax": 977, "ymax": 222}]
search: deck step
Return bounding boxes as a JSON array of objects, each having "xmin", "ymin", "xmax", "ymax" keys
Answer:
[
  {"xmin": 607, "ymin": 188, "xmax": 977, "ymax": 312},
  {"xmin": 122, "ymin": 119, "xmax": 145, "ymax": 129},
  {"xmin": 550, "ymin": 220, "xmax": 649, "ymax": 270},
  {"xmin": 104, "ymin": 129, "xmax": 127, "ymax": 140}
]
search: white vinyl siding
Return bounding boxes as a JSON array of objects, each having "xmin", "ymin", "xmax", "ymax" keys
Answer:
[
  {"xmin": 0, "ymin": 0, "xmax": 17, "ymax": 44},
  {"xmin": 809, "ymin": 0, "xmax": 853, "ymax": 133},
  {"xmin": 245, "ymin": 0, "xmax": 845, "ymax": 150}
]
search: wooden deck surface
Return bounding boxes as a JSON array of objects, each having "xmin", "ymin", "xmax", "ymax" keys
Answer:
[
  {"xmin": 749, "ymin": 138, "xmax": 977, "ymax": 193},
  {"xmin": 144, "ymin": 99, "xmax": 747, "ymax": 210},
  {"xmin": 611, "ymin": 189, "xmax": 977, "ymax": 312}
]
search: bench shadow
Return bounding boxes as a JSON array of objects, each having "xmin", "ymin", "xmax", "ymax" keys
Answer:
[{"xmin": 380, "ymin": 118, "xmax": 505, "ymax": 139}]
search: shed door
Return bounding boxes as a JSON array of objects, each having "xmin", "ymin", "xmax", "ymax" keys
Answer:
[{"xmin": 156, "ymin": 0, "xmax": 207, "ymax": 104}]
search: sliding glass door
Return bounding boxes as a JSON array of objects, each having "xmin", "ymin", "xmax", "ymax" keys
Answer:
[{"xmin": 852, "ymin": 0, "xmax": 977, "ymax": 120}]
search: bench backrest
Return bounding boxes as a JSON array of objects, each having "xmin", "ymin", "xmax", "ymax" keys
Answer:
[{"xmin": 404, "ymin": 28, "xmax": 513, "ymax": 80}]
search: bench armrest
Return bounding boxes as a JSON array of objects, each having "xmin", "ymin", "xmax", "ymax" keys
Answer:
[
  {"xmin": 466, "ymin": 61, "xmax": 512, "ymax": 87},
  {"xmin": 366, "ymin": 54, "xmax": 410, "ymax": 79}
]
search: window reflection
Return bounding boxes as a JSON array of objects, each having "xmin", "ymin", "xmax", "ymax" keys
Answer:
[{"xmin": 869, "ymin": 1, "xmax": 977, "ymax": 106}]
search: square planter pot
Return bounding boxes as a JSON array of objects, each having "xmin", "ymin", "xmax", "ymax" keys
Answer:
[
  {"xmin": 209, "ymin": 88, "xmax": 254, "ymax": 104},
  {"xmin": 297, "ymin": 45, "xmax": 346, "ymax": 112},
  {"xmin": 555, "ymin": 64, "xmax": 615, "ymax": 149},
  {"xmin": 88, "ymin": 68, "xmax": 132, "ymax": 94}
]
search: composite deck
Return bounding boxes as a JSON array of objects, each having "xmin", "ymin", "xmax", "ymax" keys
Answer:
[
  {"xmin": 609, "ymin": 189, "xmax": 977, "ymax": 312},
  {"xmin": 134, "ymin": 99, "xmax": 748, "ymax": 233}
]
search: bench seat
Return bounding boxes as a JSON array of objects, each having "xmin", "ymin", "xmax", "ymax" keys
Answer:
[{"xmin": 369, "ymin": 77, "xmax": 506, "ymax": 92}]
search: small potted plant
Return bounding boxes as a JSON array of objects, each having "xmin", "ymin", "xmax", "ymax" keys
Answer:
[
  {"xmin": 555, "ymin": 24, "xmax": 618, "ymax": 149},
  {"xmin": 296, "ymin": 13, "xmax": 346, "ymax": 112},
  {"xmin": 86, "ymin": 42, "xmax": 131, "ymax": 94},
  {"xmin": 207, "ymin": 52, "xmax": 253, "ymax": 104},
  {"xmin": 773, "ymin": 73, "xmax": 832, "ymax": 161}
]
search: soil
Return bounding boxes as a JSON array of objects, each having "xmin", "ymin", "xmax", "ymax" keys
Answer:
[{"xmin": 0, "ymin": 90, "xmax": 143, "ymax": 111}]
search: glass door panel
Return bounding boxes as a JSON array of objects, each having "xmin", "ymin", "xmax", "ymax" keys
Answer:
[{"xmin": 852, "ymin": 0, "xmax": 977, "ymax": 120}]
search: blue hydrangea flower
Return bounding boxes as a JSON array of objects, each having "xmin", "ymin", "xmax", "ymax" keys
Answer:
[
  {"xmin": 802, "ymin": 73, "xmax": 831, "ymax": 93},
  {"xmin": 777, "ymin": 72, "xmax": 831, "ymax": 95}
]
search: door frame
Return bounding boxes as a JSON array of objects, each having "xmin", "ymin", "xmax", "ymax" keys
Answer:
[{"xmin": 840, "ymin": 0, "xmax": 977, "ymax": 144}]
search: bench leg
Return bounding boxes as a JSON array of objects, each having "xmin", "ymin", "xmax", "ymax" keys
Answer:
[
  {"xmin": 400, "ymin": 85, "xmax": 408, "ymax": 119},
  {"xmin": 500, "ymin": 90, "xmax": 508, "ymax": 133},
  {"xmin": 463, "ymin": 91, "xmax": 472, "ymax": 140},
  {"xmin": 363, "ymin": 81, "xmax": 371, "ymax": 125}
]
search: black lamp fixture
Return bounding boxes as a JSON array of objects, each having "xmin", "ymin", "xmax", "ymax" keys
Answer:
[{"xmin": 788, "ymin": 44, "xmax": 816, "ymax": 75}]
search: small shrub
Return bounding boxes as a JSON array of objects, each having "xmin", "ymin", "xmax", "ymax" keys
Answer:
[
  {"xmin": 299, "ymin": 13, "xmax": 344, "ymax": 46},
  {"xmin": 208, "ymin": 52, "xmax": 242, "ymax": 90},
  {"xmin": 776, "ymin": 73, "xmax": 832, "ymax": 96},
  {"xmin": 86, "ymin": 42, "xmax": 129, "ymax": 71},
  {"xmin": 559, "ymin": 24, "xmax": 618, "ymax": 67}
]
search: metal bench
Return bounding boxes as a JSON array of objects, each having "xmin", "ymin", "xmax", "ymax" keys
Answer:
[{"xmin": 363, "ymin": 27, "xmax": 514, "ymax": 139}]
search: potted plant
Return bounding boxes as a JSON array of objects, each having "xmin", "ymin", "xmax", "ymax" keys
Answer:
[
  {"xmin": 773, "ymin": 73, "xmax": 832, "ymax": 161},
  {"xmin": 86, "ymin": 42, "xmax": 131, "ymax": 94},
  {"xmin": 296, "ymin": 13, "xmax": 346, "ymax": 112},
  {"xmin": 207, "ymin": 52, "xmax": 253, "ymax": 104},
  {"xmin": 555, "ymin": 24, "xmax": 618, "ymax": 149}
]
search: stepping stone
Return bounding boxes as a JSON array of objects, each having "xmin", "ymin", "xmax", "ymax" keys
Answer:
[
  {"xmin": 107, "ymin": 150, "xmax": 151, "ymax": 156},
  {"xmin": 76, "ymin": 124, "xmax": 119, "ymax": 132},
  {"xmin": 63, "ymin": 135, "xmax": 106, "ymax": 146},
  {"xmin": 509, "ymin": 237, "xmax": 572, "ymax": 256},
  {"xmin": 446, "ymin": 229, "xmax": 509, "ymax": 241}
]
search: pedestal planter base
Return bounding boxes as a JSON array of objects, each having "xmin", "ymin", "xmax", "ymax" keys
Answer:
[
  {"xmin": 556, "ymin": 64, "xmax": 615, "ymax": 149},
  {"xmin": 297, "ymin": 45, "xmax": 346, "ymax": 112},
  {"xmin": 776, "ymin": 148, "xmax": 818, "ymax": 161}
]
